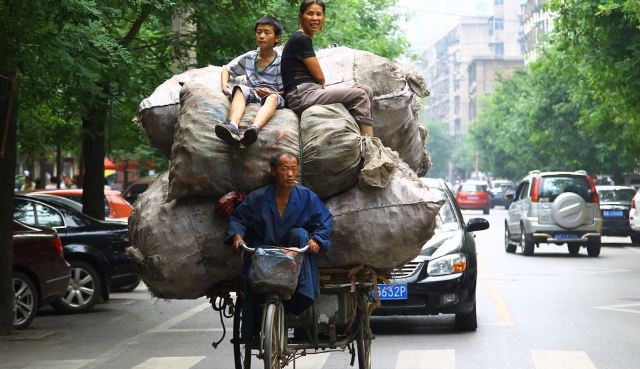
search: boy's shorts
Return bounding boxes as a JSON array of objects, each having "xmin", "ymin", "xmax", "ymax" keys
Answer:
[{"xmin": 232, "ymin": 85, "xmax": 286, "ymax": 108}]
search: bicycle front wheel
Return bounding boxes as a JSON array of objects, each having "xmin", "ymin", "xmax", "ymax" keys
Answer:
[
  {"xmin": 263, "ymin": 302, "xmax": 284, "ymax": 369},
  {"xmin": 356, "ymin": 312, "xmax": 372, "ymax": 369}
]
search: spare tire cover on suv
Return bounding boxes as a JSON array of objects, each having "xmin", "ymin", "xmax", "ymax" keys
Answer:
[{"xmin": 551, "ymin": 192, "xmax": 587, "ymax": 229}]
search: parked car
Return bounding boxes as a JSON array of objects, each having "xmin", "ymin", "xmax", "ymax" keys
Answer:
[
  {"xmin": 13, "ymin": 220, "xmax": 70, "ymax": 329},
  {"xmin": 13, "ymin": 194, "xmax": 140, "ymax": 313},
  {"xmin": 596, "ymin": 185, "xmax": 639, "ymax": 244},
  {"xmin": 34, "ymin": 188, "xmax": 132, "ymax": 220},
  {"xmin": 122, "ymin": 175, "xmax": 157, "ymax": 204},
  {"xmin": 374, "ymin": 178, "xmax": 490, "ymax": 331},
  {"xmin": 455, "ymin": 180, "xmax": 492, "ymax": 214},
  {"xmin": 490, "ymin": 180, "xmax": 515, "ymax": 208},
  {"xmin": 628, "ymin": 189, "xmax": 640, "ymax": 245},
  {"xmin": 505, "ymin": 170, "xmax": 602, "ymax": 256}
]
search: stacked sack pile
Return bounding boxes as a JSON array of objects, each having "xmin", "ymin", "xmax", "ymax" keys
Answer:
[{"xmin": 128, "ymin": 47, "xmax": 444, "ymax": 299}]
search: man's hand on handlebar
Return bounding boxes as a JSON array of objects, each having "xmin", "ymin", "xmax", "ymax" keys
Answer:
[
  {"xmin": 232, "ymin": 234, "xmax": 244, "ymax": 252},
  {"xmin": 307, "ymin": 239, "xmax": 320, "ymax": 254}
]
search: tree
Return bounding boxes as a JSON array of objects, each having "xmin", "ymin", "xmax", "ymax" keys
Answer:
[{"xmin": 422, "ymin": 119, "xmax": 453, "ymax": 179}]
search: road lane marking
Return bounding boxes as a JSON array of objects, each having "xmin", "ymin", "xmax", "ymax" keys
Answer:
[
  {"xmin": 478, "ymin": 259, "xmax": 515, "ymax": 326},
  {"xmin": 594, "ymin": 302, "xmax": 640, "ymax": 314},
  {"xmin": 292, "ymin": 353, "xmax": 330, "ymax": 369},
  {"xmin": 625, "ymin": 247, "xmax": 640, "ymax": 254},
  {"xmin": 131, "ymin": 356, "xmax": 205, "ymax": 369},
  {"xmin": 23, "ymin": 360, "xmax": 92, "ymax": 369},
  {"xmin": 531, "ymin": 350, "xmax": 597, "ymax": 369},
  {"xmin": 395, "ymin": 349, "xmax": 455, "ymax": 369},
  {"xmin": 148, "ymin": 302, "xmax": 211, "ymax": 332}
]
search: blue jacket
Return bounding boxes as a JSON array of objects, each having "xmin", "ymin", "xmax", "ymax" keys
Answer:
[{"xmin": 226, "ymin": 184, "xmax": 333, "ymax": 300}]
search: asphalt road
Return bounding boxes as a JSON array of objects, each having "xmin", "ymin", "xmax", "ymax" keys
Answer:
[{"xmin": 2, "ymin": 208, "xmax": 640, "ymax": 369}]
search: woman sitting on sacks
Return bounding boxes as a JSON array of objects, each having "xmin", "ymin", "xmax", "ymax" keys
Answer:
[{"xmin": 281, "ymin": 0, "xmax": 375, "ymax": 137}]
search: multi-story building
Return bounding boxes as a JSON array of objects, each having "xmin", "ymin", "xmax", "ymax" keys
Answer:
[
  {"xmin": 421, "ymin": 0, "xmax": 525, "ymax": 135},
  {"xmin": 521, "ymin": 0, "xmax": 554, "ymax": 64}
]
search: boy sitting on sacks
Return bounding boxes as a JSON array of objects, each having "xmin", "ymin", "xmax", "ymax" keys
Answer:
[{"xmin": 216, "ymin": 15, "xmax": 286, "ymax": 146}]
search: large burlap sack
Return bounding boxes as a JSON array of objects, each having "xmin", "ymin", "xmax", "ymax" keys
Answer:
[
  {"xmin": 319, "ymin": 162, "xmax": 444, "ymax": 269},
  {"xmin": 300, "ymin": 104, "xmax": 363, "ymax": 199},
  {"xmin": 136, "ymin": 66, "xmax": 224, "ymax": 157},
  {"xmin": 128, "ymin": 172, "xmax": 242, "ymax": 299},
  {"xmin": 358, "ymin": 136, "xmax": 400, "ymax": 189},
  {"xmin": 167, "ymin": 82, "xmax": 300, "ymax": 202},
  {"xmin": 316, "ymin": 47, "xmax": 431, "ymax": 175}
]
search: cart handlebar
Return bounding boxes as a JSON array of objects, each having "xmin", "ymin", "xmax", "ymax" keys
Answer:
[{"xmin": 240, "ymin": 243, "xmax": 310, "ymax": 254}]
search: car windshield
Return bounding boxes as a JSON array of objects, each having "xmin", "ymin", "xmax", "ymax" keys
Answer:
[
  {"xmin": 460, "ymin": 184, "xmax": 488, "ymax": 192},
  {"xmin": 598, "ymin": 188, "xmax": 636, "ymax": 202},
  {"xmin": 431, "ymin": 188, "xmax": 460, "ymax": 232},
  {"xmin": 538, "ymin": 175, "xmax": 592, "ymax": 202}
]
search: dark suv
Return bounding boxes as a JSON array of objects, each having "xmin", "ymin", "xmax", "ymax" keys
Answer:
[
  {"xmin": 505, "ymin": 170, "xmax": 602, "ymax": 257},
  {"xmin": 13, "ymin": 194, "xmax": 140, "ymax": 313}
]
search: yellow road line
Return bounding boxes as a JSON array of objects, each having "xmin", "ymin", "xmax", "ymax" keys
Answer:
[{"xmin": 478, "ymin": 259, "xmax": 515, "ymax": 326}]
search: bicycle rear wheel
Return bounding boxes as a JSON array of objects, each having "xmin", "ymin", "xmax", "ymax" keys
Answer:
[
  {"xmin": 356, "ymin": 312, "xmax": 372, "ymax": 369},
  {"xmin": 263, "ymin": 302, "xmax": 284, "ymax": 369},
  {"xmin": 233, "ymin": 294, "xmax": 252, "ymax": 369}
]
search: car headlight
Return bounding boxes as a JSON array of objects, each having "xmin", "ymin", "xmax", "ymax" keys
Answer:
[{"xmin": 427, "ymin": 253, "xmax": 467, "ymax": 276}]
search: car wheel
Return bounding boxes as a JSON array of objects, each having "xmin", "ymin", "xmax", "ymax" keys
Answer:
[
  {"xmin": 504, "ymin": 225, "xmax": 516, "ymax": 253},
  {"xmin": 13, "ymin": 271, "xmax": 38, "ymax": 330},
  {"xmin": 568, "ymin": 244, "xmax": 580, "ymax": 256},
  {"xmin": 586, "ymin": 240, "xmax": 601, "ymax": 257},
  {"xmin": 631, "ymin": 234, "xmax": 640, "ymax": 246},
  {"xmin": 454, "ymin": 302, "xmax": 477, "ymax": 331},
  {"xmin": 520, "ymin": 225, "xmax": 535, "ymax": 256},
  {"xmin": 52, "ymin": 261, "xmax": 101, "ymax": 313},
  {"xmin": 113, "ymin": 276, "xmax": 141, "ymax": 293}
]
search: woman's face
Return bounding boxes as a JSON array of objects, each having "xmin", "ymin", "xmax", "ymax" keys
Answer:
[{"xmin": 300, "ymin": 3, "xmax": 324, "ymax": 36}]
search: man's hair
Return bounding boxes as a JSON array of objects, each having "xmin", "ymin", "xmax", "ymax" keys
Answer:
[
  {"xmin": 299, "ymin": 0, "xmax": 325, "ymax": 14},
  {"xmin": 269, "ymin": 150, "xmax": 299, "ymax": 170},
  {"xmin": 255, "ymin": 15, "xmax": 283, "ymax": 37}
]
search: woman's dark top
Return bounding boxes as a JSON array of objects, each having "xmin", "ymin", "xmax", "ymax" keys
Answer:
[{"xmin": 282, "ymin": 31, "xmax": 317, "ymax": 93}]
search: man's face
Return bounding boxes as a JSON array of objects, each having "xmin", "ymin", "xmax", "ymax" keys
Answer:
[
  {"xmin": 255, "ymin": 24, "xmax": 280, "ymax": 49},
  {"xmin": 272, "ymin": 155, "xmax": 298, "ymax": 189}
]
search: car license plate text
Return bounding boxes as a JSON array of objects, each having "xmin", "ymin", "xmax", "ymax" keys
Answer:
[
  {"xmin": 377, "ymin": 283, "xmax": 408, "ymax": 300},
  {"xmin": 603, "ymin": 210, "xmax": 624, "ymax": 218},
  {"xmin": 555, "ymin": 233, "xmax": 578, "ymax": 240}
]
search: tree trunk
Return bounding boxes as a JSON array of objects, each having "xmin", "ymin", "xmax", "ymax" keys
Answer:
[
  {"xmin": 0, "ymin": 70, "xmax": 18, "ymax": 335},
  {"xmin": 81, "ymin": 82, "xmax": 108, "ymax": 220}
]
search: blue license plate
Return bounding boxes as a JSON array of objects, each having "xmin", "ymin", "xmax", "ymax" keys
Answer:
[
  {"xmin": 603, "ymin": 210, "xmax": 624, "ymax": 218},
  {"xmin": 555, "ymin": 233, "xmax": 578, "ymax": 240},
  {"xmin": 377, "ymin": 283, "xmax": 408, "ymax": 300}
]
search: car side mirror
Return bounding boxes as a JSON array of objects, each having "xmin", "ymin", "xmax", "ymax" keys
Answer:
[{"xmin": 466, "ymin": 218, "xmax": 490, "ymax": 232}]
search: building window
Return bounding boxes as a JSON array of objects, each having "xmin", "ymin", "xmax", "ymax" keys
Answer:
[
  {"xmin": 454, "ymin": 119, "xmax": 461, "ymax": 133},
  {"xmin": 454, "ymin": 96, "xmax": 460, "ymax": 115},
  {"xmin": 495, "ymin": 0, "xmax": 503, "ymax": 4},
  {"xmin": 490, "ymin": 42, "xmax": 504, "ymax": 56},
  {"xmin": 494, "ymin": 18, "xmax": 504, "ymax": 30}
]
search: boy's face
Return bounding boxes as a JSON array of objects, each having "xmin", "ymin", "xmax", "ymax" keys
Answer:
[{"xmin": 255, "ymin": 24, "xmax": 280, "ymax": 49}]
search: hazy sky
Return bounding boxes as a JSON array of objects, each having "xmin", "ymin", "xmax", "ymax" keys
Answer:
[{"xmin": 396, "ymin": 0, "xmax": 493, "ymax": 52}]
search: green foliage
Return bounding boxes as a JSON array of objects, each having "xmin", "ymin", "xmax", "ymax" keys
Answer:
[{"xmin": 422, "ymin": 119, "xmax": 452, "ymax": 179}]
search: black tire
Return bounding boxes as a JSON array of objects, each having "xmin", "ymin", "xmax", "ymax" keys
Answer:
[
  {"xmin": 520, "ymin": 225, "xmax": 535, "ymax": 256},
  {"xmin": 356, "ymin": 312, "xmax": 372, "ymax": 369},
  {"xmin": 113, "ymin": 276, "xmax": 141, "ymax": 293},
  {"xmin": 504, "ymin": 225, "xmax": 516, "ymax": 253},
  {"xmin": 455, "ymin": 302, "xmax": 478, "ymax": 331},
  {"xmin": 263, "ymin": 303, "xmax": 282, "ymax": 369},
  {"xmin": 483, "ymin": 208, "xmax": 490, "ymax": 215},
  {"xmin": 631, "ymin": 234, "xmax": 640, "ymax": 246},
  {"xmin": 13, "ymin": 271, "xmax": 38, "ymax": 329},
  {"xmin": 587, "ymin": 240, "xmax": 601, "ymax": 257},
  {"xmin": 52, "ymin": 260, "xmax": 101, "ymax": 313},
  {"xmin": 568, "ymin": 244, "xmax": 580, "ymax": 256},
  {"xmin": 233, "ymin": 295, "xmax": 252, "ymax": 369}
]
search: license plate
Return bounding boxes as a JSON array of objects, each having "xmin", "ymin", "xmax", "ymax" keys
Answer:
[
  {"xmin": 468, "ymin": 195, "xmax": 478, "ymax": 200},
  {"xmin": 603, "ymin": 210, "xmax": 624, "ymax": 218},
  {"xmin": 555, "ymin": 233, "xmax": 578, "ymax": 240},
  {"xmin": 377, "ymin": 283, "xmax": 408, "ymax": 300}
]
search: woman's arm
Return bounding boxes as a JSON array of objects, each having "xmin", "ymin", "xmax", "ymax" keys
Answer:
[{"xmin": 302, "ymin": 57, "xmax": 325, "ymax": 86}]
